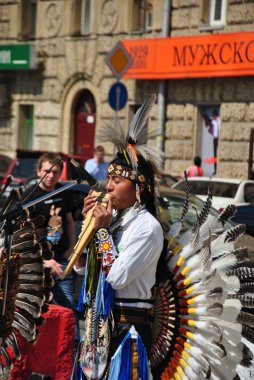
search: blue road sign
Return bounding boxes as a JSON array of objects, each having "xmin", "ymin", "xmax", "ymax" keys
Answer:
[{"xmin": 108, "ymin": 82, "xmax": 128, "ymax": 111}]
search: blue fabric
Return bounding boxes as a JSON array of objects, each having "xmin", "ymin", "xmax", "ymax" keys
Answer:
[
  {"xmin": 101, "ymin": 278, "xmax": 114, "ymax": 320},
  {"xmin": 51, "ymin": 260, "xmax": 80, "ymax": 342},
  {"xmin": 77, "ymin": 280, "xmax": 85, "ymax": 313},
  {"xmin": 137, "ymin": 334, "xmax": 148, "ymax": 380},
  {"xmin": 108, "ymin": 343, "xmax": 123, "ymax": 380},
  {"xmin": 72, "ymin": 359, "xmax": 83, "ymax": 380},
  {"xmin": 119, "ymin": 332, "xmax": 132, "ymax": 380},
  {"xmin": 109, "ymin": 329, "xmax": 149, "ymax": 380},
  {"xmin": 71, "ymin": 338, "xmax": 83, "ymax": 380}
]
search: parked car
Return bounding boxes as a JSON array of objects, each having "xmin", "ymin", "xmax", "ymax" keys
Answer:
[
  {"xmin": 158, "ymin": 173, "xmax": 179, "ymax": 187},
  {"xmin": 172, "ymin": 176, "xmax": 254, "ymax": 210},
  {"xmin": 232, "ymin": 204, "xmax": 254, "ymax": 238},
  {"xmin": 157, "ymin": 186, "xmax": 233, "ymax": 235},
  {"xmin": 0, "ymin": 153, "xmax": 12, "ymax": 185}
]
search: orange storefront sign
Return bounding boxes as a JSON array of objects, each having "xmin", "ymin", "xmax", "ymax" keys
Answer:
[{"xmin": 122, "ymin": 32, "xmax": 254, "ymax": 79}]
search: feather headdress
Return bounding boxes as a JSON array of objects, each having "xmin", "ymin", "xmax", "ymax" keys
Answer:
[
  {"xmin": 150, "ymin": 178, "xmax": 254, "ymax": 380},
  {"xmin": 98, "ymin": 94, "xmax": 163, "ymax": 183}
]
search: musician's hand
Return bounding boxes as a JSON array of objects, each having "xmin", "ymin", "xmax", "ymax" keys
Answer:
[
  {"xmin": 82, "ymin": 190, "xmax": 97, "ymax": 218},
  {"xmin": 43, "ymin": 259, "xmax": 63, "ymax": 277},
  {"xmin": 93, "ymin": 197, "xmax": 113, "ymax": 231}
]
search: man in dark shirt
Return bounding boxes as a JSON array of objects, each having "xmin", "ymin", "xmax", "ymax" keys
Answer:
[{"xmin": 21, "ymin": 152, "xmax": 79, "ymax": 341}]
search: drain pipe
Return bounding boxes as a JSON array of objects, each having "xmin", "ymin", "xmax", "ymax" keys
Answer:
[{"xmin": 157, "ymin": 0, "xmax": 171, "ymax": 162}]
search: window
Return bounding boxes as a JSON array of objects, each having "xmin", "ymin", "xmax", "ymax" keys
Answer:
[
  {"xmin": 71, "ymin": 0, "xmax": 92, "ymax": 36},
  {"xmin": 131, "ymin": 0, "xmax": 153, "ymax": 32},
  {"xmin": 18, "ymin": 105, "xmax": 34, "ymax": 149},
  {"xmin": 244, "ymin": 184, "xmax": 254, "ymax": 203},
  {"xmin": 19, "ymin": 0, "xmax": 37, "ymax": 39},
  {"xmin": 81, "ymin": 0, "xmax": 92, "ymax": 35},
  {"xmin": 201, "ymin": 0, "xmax": 227, "ymax": 29}
]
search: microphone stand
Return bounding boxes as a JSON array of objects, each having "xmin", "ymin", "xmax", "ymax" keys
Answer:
[{"xmin": 0, "ymin": 176, "xmax": 92, "ymax": 339}]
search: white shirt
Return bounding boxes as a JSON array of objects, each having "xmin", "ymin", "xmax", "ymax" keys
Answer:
[
  {"xmin": 211, "ymin": 116, "xmax": 220, "ymax": 138},
  {"xmin": 75, "ymin": 206, "xmax": 164, "ymax": 309},
  {"xmin": 107, "ymin": 206, "xmax": 164, "ymax": 309},
  {"xmin": 84, "ymin": 159, "xmax": 109, "ymax": 181}
]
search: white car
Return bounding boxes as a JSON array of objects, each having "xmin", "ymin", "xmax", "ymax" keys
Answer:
[{"xmin": 172, "ymin": 177, "xmax": 254, "ymax": 210}]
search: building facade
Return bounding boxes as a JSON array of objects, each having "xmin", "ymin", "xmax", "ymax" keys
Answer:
[{"xmin": 0, "ymin": 0, "xmax": 254, "ymax": 179}]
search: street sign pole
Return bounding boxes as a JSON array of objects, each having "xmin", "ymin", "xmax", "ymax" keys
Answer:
[
  {"xmin": 105, "ymin": 42, "xmax": 132, "ymax": 159},
  {"xmin": 114, "ymin": 86, "xmax": 120, "ymax": 157}
]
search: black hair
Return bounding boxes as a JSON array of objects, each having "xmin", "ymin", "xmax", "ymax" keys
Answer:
[
  {"xmin": 109, "ymin": 152, "xmax": 158, "ymax": 218},
  {"xmin": 193, "ymin": 156, "xmax": 202, "ymax": 167}
]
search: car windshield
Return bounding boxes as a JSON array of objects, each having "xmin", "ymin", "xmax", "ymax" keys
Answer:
[
  {"xmin": 11, "ymin": 158, "xmax": 38, "ymax": 178},
  {"xmin": 157, "ymin": 189, "xmax": 232, "ymax": 234},
  {"xmin": 174, "ymin": 180, "xmax": 239, "ymax": 198}
]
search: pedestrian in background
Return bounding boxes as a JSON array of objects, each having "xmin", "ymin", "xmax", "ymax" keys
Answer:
[
  {"xmin": 84, "ymin": 145, "xmax": 109, "ymax": 181},
  {"xmin": 211, "ymin": 109, "xmax": 220, "ymax": 174},
  {"xmin": 187, "ymin": 156, "xmax": 203, "ymax": 177}
]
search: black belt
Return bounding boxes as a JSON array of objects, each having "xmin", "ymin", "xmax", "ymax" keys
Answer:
[
  {"xmin": 114, "ymin": 305, "xmax": 154, "ymax": 324},
  {"xmin": 115, "ymin": 297, "xmax": 154, "ymax": 305}
]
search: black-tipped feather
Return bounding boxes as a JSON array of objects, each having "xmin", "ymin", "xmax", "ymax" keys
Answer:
[
  {"xmin": 6, "ymin": 333, "xmax": 20, "ymax": 359},
  {"xmin": 198, "ymin": 185, "xmax": 213, "ymax": 227},
  {"xmin": 1, "ymin": 347, "xmax": 12, "ymax": 368},
  {"xmin": 224, "ymin": 224, "xmax": 246, "ymax": 243},
  {"xmin": 180, "ymin": 171, "xmax": 190, "ymax": 223},
  {"xmin": 19, "ymin": 263, "xmax": 43, "ymax": 274},
  {"xmin": 217, "ymin": 204, "xmax": 236, "ymax": 225},
  {"xmin": 228, "ymin": 266, "xmax": 254, "ymax": 280},
  {"xmin": 240, "ymin": 282, "xmax": 254, "ymax": 293},
  {"xmin": 237, "ymin": 311, "xmax": 254, "ymax": 328},
  {"xmin": 233, "ymin": 247, "xmax": 249, "ymax": 262},
  {"xmin": 12, "ymin": 320, "xmax": 36, "ymax": 341},
  {"xmin": 15, "ymin": 300, "xmax": 41, "ymax": 318},
  {"xmin": 240, "ymin": 342, "xmax": 254, "ymax": 368},
  {"xmin": 229, "ymin": 294, "xmax": 254, "ymax": 308}
]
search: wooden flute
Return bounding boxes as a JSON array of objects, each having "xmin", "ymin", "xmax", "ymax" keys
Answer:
[{"xmin": 60, "ymin": 191, "xmax": 109, "ymax": 279}]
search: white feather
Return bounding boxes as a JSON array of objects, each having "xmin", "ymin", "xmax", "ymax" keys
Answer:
[
  {"xmin": 178, "ymin": 229, "xmax": 193, "ymax": 246},
  {"xmin": 179, "ymin": 244, "xmax": 194, "ymax": 260},
  {"xmin": 185, "ymin": 366, "xmax": 200, "ymax": 380},
  {"xmin": 219, "ymin": 298, "xmax": 242, "ymax": 322},
  {"xmin": 186, "ymin": 251, "xmax": 210, "ymax": 271},
  {"xmin": 211, "ymin": 233, "xmax": 234, "ymax": 257},
  {"xmin": 210, "ymin": 359, "xmax": 238, "ymax": 380},
  {"xmin": 186, "ymin": 268, "xmax": 206, "ymax": 283},
  {"xmin": 220, "ymin": 272, "xmax": 240, "ymax": 292},
  {"xmin": 211, "ymin": 253, "xmax": 238, "ymax": 271},
  {"xmin": 199, "ymin": 215, "xmax": 224, "ymax": 240},
  {"xmin": 223, "ymin": 339, "xmax": 243, "ymax": 364}
]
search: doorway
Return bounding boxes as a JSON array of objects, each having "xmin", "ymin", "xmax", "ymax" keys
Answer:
[
  {"xmin": 198, "ymin": 105, "xmax": 221, "ymax": 176},
  {"xmin": 74, "ymin": 89, "xmax": 96, "ymax": 159}
]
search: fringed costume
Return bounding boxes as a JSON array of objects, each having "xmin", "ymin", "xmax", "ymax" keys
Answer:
[
  {"xmin": 0, "ymin": 188, "xmax": 54, "ymax": 377},
  {"xmin": 73, "ymin": 94, "xmax": 254, "ymax": 380}
]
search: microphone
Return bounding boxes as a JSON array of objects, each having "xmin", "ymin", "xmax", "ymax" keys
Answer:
[{"xmin": 69, "ymin": 158, "xmax": 105, "ymax": 193}]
